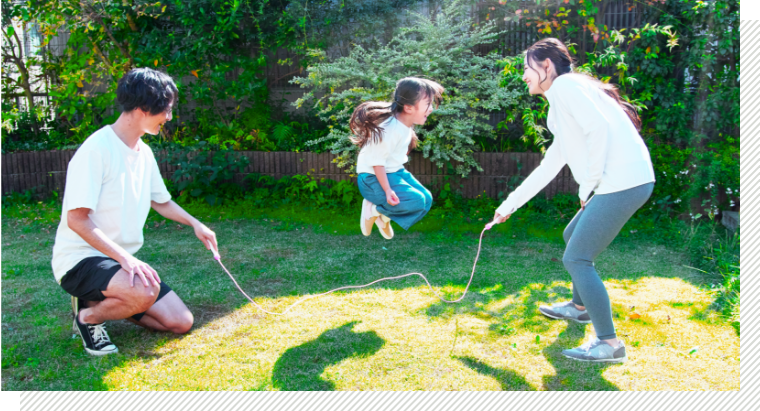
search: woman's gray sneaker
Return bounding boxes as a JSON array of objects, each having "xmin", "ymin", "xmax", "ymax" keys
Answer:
[
  {"xmin": 539, "ymin": 301, "xmax": 592, "ymax": 323},
  {"xmin": 562, "ymin": 338, "xmax": 627, "ymax": 363}
]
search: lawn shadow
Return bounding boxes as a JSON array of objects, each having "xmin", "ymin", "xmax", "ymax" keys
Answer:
[
  {"xmin": 0, "ymin": 214, "xmax": 705, "ymax": 390},
  {"xmin": 455, "ymin": 356, "xmax": 536, "ymax": 390},
  {"xmin": 271, "ymin": 321, "xmax": 385, "ymax": 391},
  {"xmin": 540, "ymin": 321, "xmax": 619, "ymax": 391}
]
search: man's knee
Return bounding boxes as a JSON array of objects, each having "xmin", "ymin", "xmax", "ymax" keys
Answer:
[
  {"xmin": 167, "ymin": 310, "xmax": 194, "ymax": 334},
  {"xmin": 134, "ymin": 283, "xmax": 161, "ymax": 313}
]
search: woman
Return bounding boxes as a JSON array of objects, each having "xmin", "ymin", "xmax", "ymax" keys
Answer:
[{"xmin": 491, "ymin": 38, "xmax": 655, "ymax": 363}]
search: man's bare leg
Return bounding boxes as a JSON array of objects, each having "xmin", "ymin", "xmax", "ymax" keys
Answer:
[
  {"xmin": 126, "ymin": 291, "xmax": 193, "ymax": 334},
  {"xmin": 79, "ymin": 269, "xmax": 159, "ymax": 324}
]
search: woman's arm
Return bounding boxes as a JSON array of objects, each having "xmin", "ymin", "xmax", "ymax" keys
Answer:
[
  {"xmin": 494, "ymin": 142, "xmax": 566, "ymax": 219},
  {"xmin": 151, "ymin": 200, "xmax": 219, "ymax": 254},
  {"xmin": 373, "ymin": 166, "xmax": 400, "ymax": 205}
]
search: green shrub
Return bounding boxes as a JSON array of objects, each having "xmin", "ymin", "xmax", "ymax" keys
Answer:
[
  {"xmin": 164, "ymin": 142, "xmax": 250, "ymax": 206},
  {"xmin": 292, "ymin": 0, "xmax": 522, "ymax": 177}
]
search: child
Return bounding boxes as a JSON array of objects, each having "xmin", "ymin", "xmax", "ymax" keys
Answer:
[
  {"xmin": 490, "ymin": 38, "xmax": 655, "ymax": 363},
  {"xmin": 350, "ymin": 77, "xmax": 444, "ymax": 239}
]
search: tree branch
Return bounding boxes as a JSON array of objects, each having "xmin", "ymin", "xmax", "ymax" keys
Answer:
[{"xmin": 92, "ymin": 13, "xmax": 133, "ymax": 68}]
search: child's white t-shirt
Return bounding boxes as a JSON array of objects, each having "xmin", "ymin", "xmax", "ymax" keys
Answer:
[
  {"xmin": 51, "ymin": 125, "xmax": 172, "ymax": 283},
  {"xmin": 356, "ymin": 115, "xmax": 412, "ymax": 175}
]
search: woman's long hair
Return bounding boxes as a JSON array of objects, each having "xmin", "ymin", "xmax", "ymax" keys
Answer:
[
  {"xmin": 349, "ymin": 77, "xmax": 444, "ymax": 148},
  {"xmin": 525, "ymin": 38, "xmax": 642, "ymax": 130}
]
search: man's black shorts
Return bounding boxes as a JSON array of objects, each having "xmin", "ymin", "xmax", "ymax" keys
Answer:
[{"xmin": 60, "ymin": 256, "xmax": 172, "ymax": 321}]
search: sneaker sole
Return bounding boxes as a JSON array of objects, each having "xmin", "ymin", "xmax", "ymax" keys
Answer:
[
  {"xmin": 73, "ymin": 319, "xmax": 119, "ymax": 356},
  {"xmin": 360, "ymin": 200, "xmax": 377, "ymax": 236},
  {"xmin": 361, "ymin": 216, "xmax": 378, "ymax": 236},
  {"xmin": 376, "ymin": 219, "xmax": 394, "ymax": 240},
  {"xmin": 539, "ymin": 308, "xmax": 592, "ymax": 324},
  {"xmin": 563, "ymin": 353, "xmax": 627, "ymax": 363}
]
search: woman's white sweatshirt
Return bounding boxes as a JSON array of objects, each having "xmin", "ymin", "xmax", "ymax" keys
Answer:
[{"xmin": 495, "ymin": 73, "xmax": 656, "ymax": 217}]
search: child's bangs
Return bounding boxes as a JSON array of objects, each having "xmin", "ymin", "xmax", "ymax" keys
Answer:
[{"xmin": 420, "ymin": 80, "xmax": 444, "ymax": 107}]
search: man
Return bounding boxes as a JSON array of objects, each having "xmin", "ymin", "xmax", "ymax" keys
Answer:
[{"xmin": 52, "ymin": 68, "xmax": 219, "ymax": 355}]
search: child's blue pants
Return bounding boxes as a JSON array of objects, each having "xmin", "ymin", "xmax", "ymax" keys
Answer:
[{"xmin": 357, "ymin": 169, "xmax": 433, "ymax": 230}]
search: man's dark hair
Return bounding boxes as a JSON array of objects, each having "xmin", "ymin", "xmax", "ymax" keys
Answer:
[{"xmin": 116, "ymin": 68, "xmax": 178, "ymax": 115}]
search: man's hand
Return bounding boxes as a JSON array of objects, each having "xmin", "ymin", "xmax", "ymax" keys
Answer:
[
  {"xmin": 492, "ymin": 211, "xmax": 511, "ymax": 225},
  {"xmin": 386, "ymin": 190, "xmax": 400, "ymax": 206},
  {"xmin": 581, "ymin": 199, "xmax": 586, "ymax": 210},
  {"xmin": 193, "ymin": 222, "xmax": 218, "ymax": 255},
  {"xmin": 118, "ymin": 254, "xmax": 160, "ymax": 287}
]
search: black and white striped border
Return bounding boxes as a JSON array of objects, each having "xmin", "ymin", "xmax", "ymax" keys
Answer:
[
  {"xmin": 14, "ymin": 18, "xmax": 753, "ymax": 411},
  {"xmin": 14, "ymin": 390, "xmax": 751, "ymax": 410},
  {"xmin": 739, "ymin": 20, "xmax": 760, "ymax": 391}
]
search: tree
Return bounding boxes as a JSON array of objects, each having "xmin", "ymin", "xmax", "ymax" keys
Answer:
[
  {"xmin": 1, "ymin": 0, "xmax": 48, "ymax": 129},
  {"xmin": 293, "ymin": 0, "xmax": 523, "ymax": 176}
]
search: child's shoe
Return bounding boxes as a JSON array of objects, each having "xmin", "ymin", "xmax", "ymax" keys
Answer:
[
  {"xmin": 360, "ymin": 199, "xmax": 378, "ymax": 236},
  {"xmin": 373, "ymin": 209, "xmax": 394, "ymax": 240}
]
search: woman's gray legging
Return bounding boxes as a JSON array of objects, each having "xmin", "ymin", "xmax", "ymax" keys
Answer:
[{"xmin": 562, "ymin": 182, "xmax": 654, "ymax": 340}]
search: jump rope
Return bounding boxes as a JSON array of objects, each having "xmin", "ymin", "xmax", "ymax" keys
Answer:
[{"xmin": 207, "ymin": 222, "xmax": 497, "ymax": 315}]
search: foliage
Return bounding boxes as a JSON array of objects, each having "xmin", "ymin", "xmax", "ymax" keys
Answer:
[
  {"xmin": 1, "ymin": 0, "xmax": 50, "ymax": 118},
  {"xmin": 244, "ymin": 173, "xmax": 362, "ymax": 209},
  {"xmin": 495, "ymin": 0, "xmax": 739, "ymax": 217},
  {"xmin": 1, "ymin": 0, "xmax": 436, "ymax": 151},
  {"xmin": 292, "ymin": 0, "xmax": 523, "ymax": 176},
  {"xmin": 680, "ymin": 221, "xmax": 740, "ymax": 333},
  {"xmin": 164, "ymin": 142, "xmax": 250, "ymax": 206}
]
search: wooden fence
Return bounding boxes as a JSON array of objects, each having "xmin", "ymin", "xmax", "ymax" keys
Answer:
[{"xmin": 0, "ymin": 150, "xmax": 579, "ymax": 200}]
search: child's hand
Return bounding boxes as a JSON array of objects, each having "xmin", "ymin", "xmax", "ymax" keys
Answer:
[{"xmin": 386, "ymin": 190, "xmax": 400, "ymax": 206}]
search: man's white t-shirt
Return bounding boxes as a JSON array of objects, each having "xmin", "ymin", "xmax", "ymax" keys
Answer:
[
  {"xmin": 356, "ymin": 116, "xmax": 413, "ymax": 175},
  {"xmin": 51, "ymin": 125, "xmax": 172, "ymax": 283}
]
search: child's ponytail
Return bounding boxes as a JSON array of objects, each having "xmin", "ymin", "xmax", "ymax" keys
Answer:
[{"xmin": 349, "ymin": 102, "xmax": 396, "ymax": 148}]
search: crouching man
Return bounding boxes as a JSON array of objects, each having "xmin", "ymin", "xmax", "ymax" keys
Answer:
[{"xmin": 52, "ymin": 68, "xmax": 219, "ymax": 355}]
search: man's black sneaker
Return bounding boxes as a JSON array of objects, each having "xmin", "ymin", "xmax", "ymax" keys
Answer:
[{"xmin": 73, "ymin": 311, "xmax": 118, "ymax": 356}]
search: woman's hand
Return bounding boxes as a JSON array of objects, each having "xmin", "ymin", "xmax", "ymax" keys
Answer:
[
  {"xmin": 580, "ymin": 199, "xmax": 586, "ymax": 210},
  {"xmin": 386, "ymin": 190, "xmax": 400, "ymax": 206},
  {"xmin": 492, "ymin": 211, "xmax": 511, "ymax": 225}
]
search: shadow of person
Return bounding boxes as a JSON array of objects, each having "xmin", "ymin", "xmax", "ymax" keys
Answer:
[
  {"xmin": 456, "ymin": 356, "xmax": 536, "ymax": 390},
  {"xmin": 541, "ymin": 321, "xmax": 620, "ymax": 391},
  {"xmin": 271, "ymin": 321, "xmax": 385, "ymax": 391}
]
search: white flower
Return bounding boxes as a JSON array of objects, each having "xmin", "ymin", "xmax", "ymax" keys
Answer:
[{"xmin": 674, "ymin": 198, "xmax": 681, "ymax": 204}]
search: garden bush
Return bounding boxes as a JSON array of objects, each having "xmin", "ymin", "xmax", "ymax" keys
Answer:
[{"xmin": 292, "ymin": 0, "xmax": 523, "ymax": 177}]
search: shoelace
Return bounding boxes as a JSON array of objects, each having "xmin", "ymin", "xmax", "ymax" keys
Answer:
[
  {"xmin": 90, "ymin": 323, "xmax": 112, "ymax": 347},
  {"xmin": 578, "ymin": 338, "xmax": 601, "ymax": 352}
]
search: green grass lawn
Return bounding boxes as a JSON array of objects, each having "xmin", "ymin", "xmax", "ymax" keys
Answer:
[{"xmin": 1, "ymin": 203, "xmax": 739, "ymax": 390}]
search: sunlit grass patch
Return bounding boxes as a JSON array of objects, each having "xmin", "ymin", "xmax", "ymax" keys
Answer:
[{"xmin": 2, "ymin": 204, "xmax": 739, "ymax": 391}]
